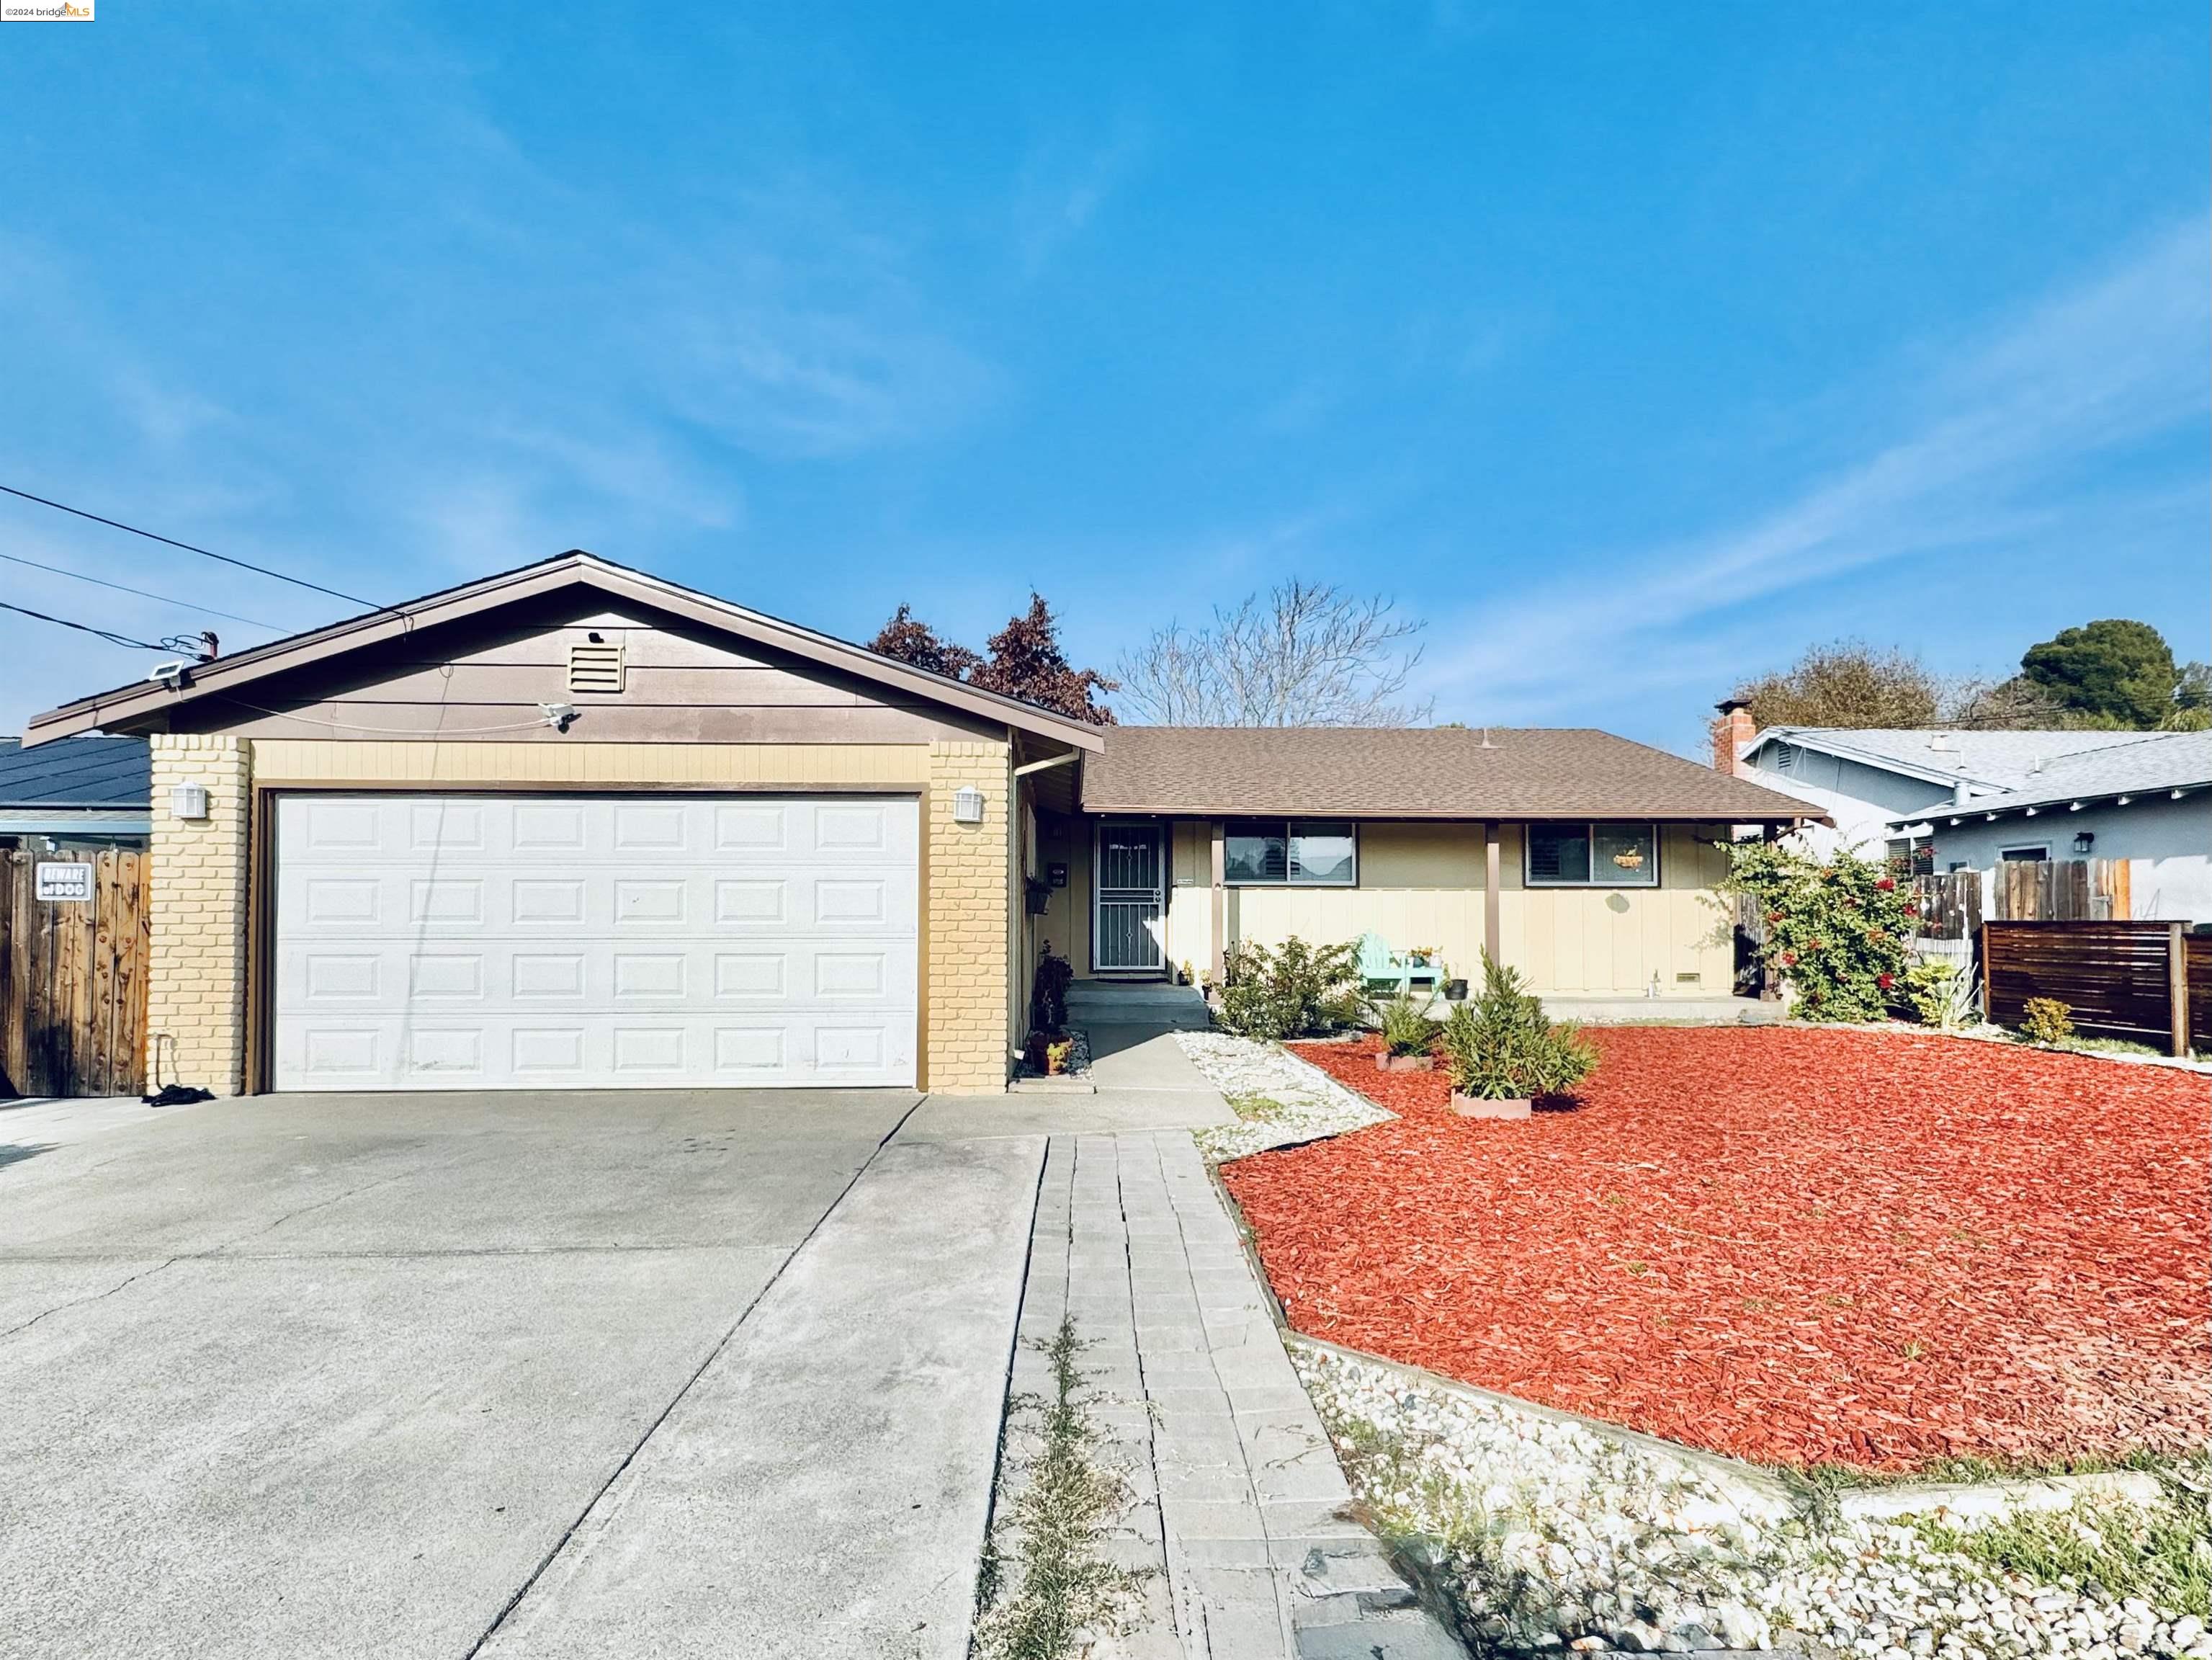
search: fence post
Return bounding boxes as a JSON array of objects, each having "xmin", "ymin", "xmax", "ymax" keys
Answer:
[{"xmin": 2172, "ymin": 922, "xmax": 2191, "ymax": 1060}]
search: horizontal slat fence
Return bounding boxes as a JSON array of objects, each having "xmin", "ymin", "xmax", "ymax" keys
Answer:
[
  {"xmin": 0, "ymin": 845, "xmax": 150, "ymax": 1099},
  {"xmin": 1982, "ymin": 920, "xmax": 2185, "ymax": 1053}
]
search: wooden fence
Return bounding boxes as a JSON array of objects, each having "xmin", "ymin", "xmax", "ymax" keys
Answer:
[
  {"xmin": 1909, "ymin": 857, "xmax": 2132, "ymax": 939},
  {"xmin": 0, "ymin": 846, "xmax": 150, "ymax": 1098},
  {"xmin": 1982, "ymin": 919, "xmax": 2197, "ymax": 1056}
]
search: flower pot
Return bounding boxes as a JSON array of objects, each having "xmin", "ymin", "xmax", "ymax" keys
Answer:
[
  {"xmin": 1449, "ymin": 1093, "xmax": 1531, "ymax": 1120},
  {"xmin": 1376, "ymin": 1053, "xmax": 1435, "ymax": 1073},
  {"xmin": 1443, "ymin": 979, "xmax": 1469, "ymax": 1001}
]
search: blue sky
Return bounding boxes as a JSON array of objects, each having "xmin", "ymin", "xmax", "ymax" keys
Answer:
[{"xmin": 1, "ymin": 4, "xmax": 2206, "ymax": 752}]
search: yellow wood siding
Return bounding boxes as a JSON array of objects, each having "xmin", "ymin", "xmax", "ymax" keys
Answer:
[{"xmin": 1074, "ymin": 818, "xmax": 1738, "ymax": 999}]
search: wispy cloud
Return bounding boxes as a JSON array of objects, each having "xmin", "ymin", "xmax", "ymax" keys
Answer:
[
  {"xmin": 1424, "ymin": 218, "xmax": 2211, "ymax": 726},
  {"xmin": 1012, "ymin": 117, "xmax": 1149, "ymax": 280}
]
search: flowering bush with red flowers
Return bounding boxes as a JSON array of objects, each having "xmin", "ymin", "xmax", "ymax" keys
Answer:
[{"xmin": 1721, "ymin": 839, "xmax": 1916, "ymax": 1022}]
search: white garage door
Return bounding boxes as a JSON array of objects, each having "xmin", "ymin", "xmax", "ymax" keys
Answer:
[{"xmin": 272, "ymin": 793, "xmax": 919, "ymax": 1091}]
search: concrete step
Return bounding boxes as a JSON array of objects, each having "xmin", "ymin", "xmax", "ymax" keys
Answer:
[{"xmin": 1065, "ymin": 981, "xmax": 1212, "ymax": 1030}]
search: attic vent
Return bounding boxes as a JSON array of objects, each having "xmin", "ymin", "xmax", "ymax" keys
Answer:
[
  {"xmin": 567, "ymin": 641, "xmax": 625, "ymax": 695},
  {"xmin": 1774, "ymin": 745, "xmax": 1797, "ymax": 775}
]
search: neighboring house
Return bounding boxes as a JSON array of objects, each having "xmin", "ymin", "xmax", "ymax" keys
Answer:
[
  {"xmin": 21, "ymin": 553, "xmax": 1822, "ymax": 1097},
  {"xmin": 1711, "ymin": 701, "xmax": 2150, "ymax": 858},
  {"xmin": 1884, "ymin": 729, "xmax": 2212, "ymax": 924},
  {"xmin": 0, "ymin": 735, "xmax": 151, "ymax": 846}
]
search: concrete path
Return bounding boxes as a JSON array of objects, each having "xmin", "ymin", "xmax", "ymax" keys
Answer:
[
  {"xmin": 478, "ymin": 1135, "xmax": 1043, "ymax": 1660},
  {"xmin": 0, "ymin": 1091, "xmax": 206, "ymax": 1163},
  {"xmin": 1011, "ymin": 1133, "xmax": 1463, "ymax": 1659},
  {"xmin": 0, "ymin": 1088, "xmax": 1029, "ymax": 1660}
]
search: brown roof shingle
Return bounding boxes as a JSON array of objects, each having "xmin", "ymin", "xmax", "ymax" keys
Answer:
[{"xmin": 1078, "ymin": 727, "xmax": 1827, "ymax": 821}]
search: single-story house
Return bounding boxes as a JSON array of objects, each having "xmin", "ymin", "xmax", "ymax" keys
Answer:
[
  {"xmin": 1884, "ymin": 729, "xmax": 2212, "ymax": 924},
  {"xmin": 22, "ymin": 553, "xmax": 1823, "ymax": 1096},
  {"xmin": 1711, "ymin": 703, "xmax": 2154, "ymax": 860},
  {"xmin": 0, "ymin": 735, "xmax": 151, "ymax": 846}
]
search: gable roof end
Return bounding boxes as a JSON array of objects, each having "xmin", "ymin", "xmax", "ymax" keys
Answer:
[{"xmin": 20, "ymin": 551, "xmax": 1107, "ymax": 751}]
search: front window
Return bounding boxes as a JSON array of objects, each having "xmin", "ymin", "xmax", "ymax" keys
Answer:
[
  {"xmin": 1526, "ymin": 821, "xmax": 1659, "ymax": 887},
  {"xmin": 1224, "ymin": 819, "xmax": 1356, "ymax": 885},
  {"xmin": 2000, "ymin": 845, "xmax": 2048, "ymax": 863}
]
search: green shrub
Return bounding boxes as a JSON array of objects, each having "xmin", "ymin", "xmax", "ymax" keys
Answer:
[
  {"xmin": 2020, "ymin": 996, "xmax": 2075, "ymax": 1046},
  {"xmin": 1719, "ymin": 840, "xmax": 1917, "ymax": 1022},
  {"xmin": 1901, "ymin": 957, "xmax": 1976, "ymax": 1031},
  {"xmin": 1438, "ymin": 955, "xmax": 1598, "ymax": 1099},
  {"xmin": 1374, "ymin": 994, "xmax": 1440, "ymax": 1058},
  {"xmin": 1216, "ymin": 937, "xmax": 1365, "ymax": 1040}
]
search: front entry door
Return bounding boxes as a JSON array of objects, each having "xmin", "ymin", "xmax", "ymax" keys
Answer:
[{"xmin": 1093, "ymin": 824, "xmax": 1166, "ymax": 973}]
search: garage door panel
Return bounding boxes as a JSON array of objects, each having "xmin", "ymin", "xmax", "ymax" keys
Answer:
[
  {"xmin": 273, "ymin": 794, "xmax": 920, "ymax": 1092},
  {"xmin": 275, "ymin": 1014, "xmax": 917, "ymax": 1091}
]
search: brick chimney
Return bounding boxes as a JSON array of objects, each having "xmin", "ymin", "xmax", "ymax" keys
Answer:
[{"xmin": 1711, "ymin": 699, "xmax": 1756, "ymax": 776}]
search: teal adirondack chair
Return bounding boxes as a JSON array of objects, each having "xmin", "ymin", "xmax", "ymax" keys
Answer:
[{"xmin": 1356, "ymin": 932, "xmax": 1439, "ymax": 997}]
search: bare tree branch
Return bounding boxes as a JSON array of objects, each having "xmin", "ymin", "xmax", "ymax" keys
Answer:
[{"xmin": 1117, "ymin": 581, "xmax": 1433, "ymax": 726}]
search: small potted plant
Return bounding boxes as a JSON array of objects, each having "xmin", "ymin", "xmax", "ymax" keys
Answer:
[
  {"xmin": 1441, "ymin": 962, "xmax": 1469, "ymax": 1002},
  {"xmin": 1372, "ymin": 994, "xmax": 1438, "ymax": 1071},
  {"xmin": 1438, "ymin": 955, "xmax": 1597, "ymax": 1120},
  {"xmin": 1024, "ymin": 1031, "xmax": 1076, "ymax": 1075}
]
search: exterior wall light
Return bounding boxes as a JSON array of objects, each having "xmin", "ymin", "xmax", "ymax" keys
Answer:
[
  {"xmin": 170, "ymin": 781, "xmax": 210, "ymax": 821},
  {"xmin": 951, "ymin": 785, "xmax": 986, "ymax": 825},
  {"xmin": 2072, "ymin": 831, "xmax": 2095, "ymax": 855}
]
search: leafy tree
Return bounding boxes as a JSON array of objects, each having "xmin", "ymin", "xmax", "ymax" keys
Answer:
[
  {"xmin": 2165, "ymin": 660, "xmax": 2211, "ymax": 731},
  {"xmin": 1116, "ymin": 581, "xmax": 1432, "ymax": 726},
  {"xmin": 967, "ymin": 595, "xmax": 1117, "ymax": 725},
  {"xmin": 867, "ymin": 595, "xmax": 1115, "ymax": 725},
  {"xmin": 2019, "ymin": 619, "xmax": 2179, "ymax": 729},
  {"xmin": 867, "ymin": 604, "xmax": 982, "ymax": 679},
  {"xmin": 1727, "ymin": 641, "xmax": 1942, "ymax": 730},
  {"xmin": 1943, "ymin": 674, "xmax": 2072, "ymax": 731}
]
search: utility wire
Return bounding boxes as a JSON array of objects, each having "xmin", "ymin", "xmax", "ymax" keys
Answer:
[
  {"xmin": 0, "ymin": 599, "xmax": 167, "ymax": 653},
  {"xmin": 0, "ymin": 482, "xmax": 386, "ymax": 610},
  {"xmin": 0, "ymin": 548, "xmax": 282, "ymax": 631}
]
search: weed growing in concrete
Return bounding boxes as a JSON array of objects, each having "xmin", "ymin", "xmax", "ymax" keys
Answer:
[{"xmin": 972, "ymin": 1316, "xmax": 1151, "ymax": 1660}]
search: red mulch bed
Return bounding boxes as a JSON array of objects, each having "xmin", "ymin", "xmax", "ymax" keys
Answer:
[{"xmin": 1222, "ymin": 1027, "xmax": 2211, "ymax": 1471}]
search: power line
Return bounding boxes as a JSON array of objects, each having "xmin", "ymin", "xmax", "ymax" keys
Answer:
[
  {"xmin": 0, "ymin": 482, "xmax": 385, "ymax": 610},
  {"xmin": 0, "ymin": 599, "xmax": 167, "ymax": 653},
  {"xmin": 0, "ymin": 548, "xmax": 281, "ymax": 630}
]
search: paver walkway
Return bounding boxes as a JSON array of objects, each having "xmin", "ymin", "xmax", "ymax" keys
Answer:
[{"xmin": 1008, "ymin": 1131, "xmax": 1463, "ymax": 1659}]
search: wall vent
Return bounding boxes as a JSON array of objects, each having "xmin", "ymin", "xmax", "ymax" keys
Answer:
[
  {"xmin": 1675, "ymin": 971, "xmax": 1701, "ymax": 984},
  {"xmin": 567, "ymin": 640, "xmax": 625, "ymax": 695}
]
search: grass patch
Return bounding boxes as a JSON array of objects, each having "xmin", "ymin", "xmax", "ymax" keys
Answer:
[
  {"xmin": 1224, "ymin": 1091, "xmax": 1294, "ymax": 1123},
  {"xmin": 2059, "ymin": 1036, "xmax": 2167, "ymax": 1058},
  {"xmin": 1774, "ymin": 1447, "xmax": 2175, "ymax": 1496},
  {"xmin": 1912, "ymin": 1485, "xmax": 2212, "ymax": 1619},
  {"xmin": 972, "ymin": 1316, "xmax": 1151, "ymax": 1660}
]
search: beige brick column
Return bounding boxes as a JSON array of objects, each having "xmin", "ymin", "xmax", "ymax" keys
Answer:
[
  {"xmin": 148, "ymin": 734, "xmax": 254, "ymax": 1095},
  {"xmin": 925, "ymin": 740, "xmax": 1012, "ymax": 1093}
]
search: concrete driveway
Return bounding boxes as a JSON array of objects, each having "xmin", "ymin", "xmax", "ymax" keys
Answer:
[{"xmin": 0, "ymin": 1088, "xmax": 1047, "ymax": 1660}]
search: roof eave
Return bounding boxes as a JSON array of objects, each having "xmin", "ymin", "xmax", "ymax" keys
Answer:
[
  {"xmin": 1080, "ymin": 800, "xmax": 1831, "ymax": 825},
  {"xmin": 1891, "ymin": 777, "xmax": 2209, "ymax": 831}
]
